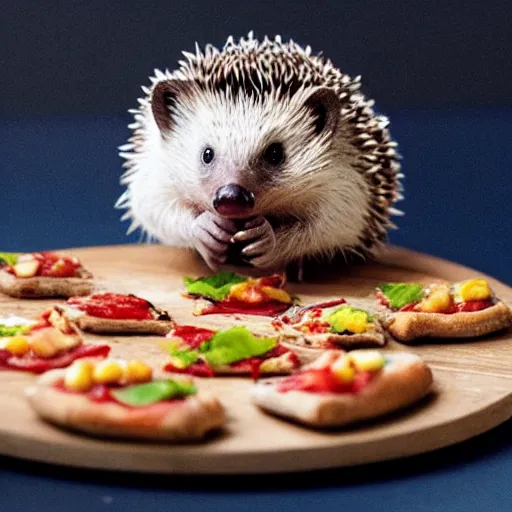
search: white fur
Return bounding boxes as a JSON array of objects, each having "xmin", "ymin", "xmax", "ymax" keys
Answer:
[{"xmin": 117, "ymin": 33, "xmax": 402, "ymax": 268}]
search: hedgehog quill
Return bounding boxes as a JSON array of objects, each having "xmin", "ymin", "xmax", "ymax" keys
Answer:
[{"xmin": 116, "ymin": 32, "xmax": 403, "ymax": 278}]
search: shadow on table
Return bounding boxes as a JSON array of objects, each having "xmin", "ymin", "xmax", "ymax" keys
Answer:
[{"xmin": 1, "ymin": 417, "xmax": 510, "ymax": 491}]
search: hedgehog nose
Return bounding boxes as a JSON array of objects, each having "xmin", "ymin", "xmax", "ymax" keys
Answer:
[{"xmin": 213, "ymin": 184, "xmax": 255, "ymax": 217}]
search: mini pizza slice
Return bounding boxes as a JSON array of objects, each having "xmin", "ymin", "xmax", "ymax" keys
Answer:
[
  {"xmin": 250, "ymin": 349, "xmax": 433, "ymax": 428},
  {"xmin": 0, "ymin": 251, "xmax": 94, "ymax": 298},
  {"xmin": 54, "ymin": 292, "xmax": 174, "ymax": 335},
  {"xmin": 0, "ymin": 309, "xmax": 110, "ymax": 374},
  {"xmin": 375, "ymin": 279, "xmax": 512, "ymax": 343},
  {"xmin": 272, "ymin": 299, "xmax": 386, "ymax": 350},
  {"xmin": 162, "ymin": 325, "xmax": 301, "ymax": 379},
  {"xmin": 183, "ymin": 271, "xmax": 297, "ymax": 316},
  {"xmin": 25, "ymin": 358, "xmax": 226, "ymax": 441}
]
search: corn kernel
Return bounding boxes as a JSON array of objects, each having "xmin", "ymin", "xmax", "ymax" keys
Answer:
[
  {"xmin": 348, "ymin": 350, "xmax": 386, "ymax": 372},
  {"xmin": 260, "ymin": 286, "xmax": 292, "ymax": 304},
  {"xmin": 228, "ymin": 281, "xmax": 261, "ymax": 303},
  {"xmin": 331, "ymin": 355, "xmax": 356, "ymax": 383},
  {"xmin": 457, "ymin": 279, "xmax": 491, "ymax": 302},
  {"xmin": 92, "ymin": 360, "xmax": 124, "ymax": 384},
  {"xmin": 64, "ymin": 360, "xmax": 94, "ymax": 392},
  {"xmin": 418, "ymin": 285, "xmax": 452, "ymax": 313},
  {"xmin": 124, "ymin": 360, "xmax": 153, "ymax": 383},
  {"xmin": 0, "ymin": 336, "xmax": 30, "ymax": 357}
]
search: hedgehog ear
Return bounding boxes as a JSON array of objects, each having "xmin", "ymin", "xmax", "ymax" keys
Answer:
[
  {"xmin": 151, "ymin": 80, "xmax": 191, "ymax": 133},
  {"xmin": 303, "ymin": 88, "xmax": 341, "ymax": 136}
]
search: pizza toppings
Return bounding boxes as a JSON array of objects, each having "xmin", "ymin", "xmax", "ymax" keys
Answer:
[
  {"xmin": 0, "ymin": 252, "xmax": 90, "ymax": 279},
  {"xmin": 67, "ymin": 293, "xmax": 171, "ymax": 321},
  {"xmin": 276, "ymin": 302, "xmax": 375, "ymax": 335},
  {"xmin": 57, "ymin": 358, "xmax": 196, "ymax": 408},
  {"xmin": 377, "ymin": 279, "xmax": 496, "ymax": 314},
  {"xmin": 326, "ymin": 306, "xmax": 374, "ymax": 334},
  {"xmin": 0, "ymin": 312, "xmax": 110, "ymax": 373},
  {"xmin": 163, "ymin": 325, "xmax": 299, "ymax": 378},
  {"xmin": 62, "ymin": 358, "xmax": 153, "ymax": 392},
  {"xmin": 276, "ymin": 350, "xmax": 387, "ymax": 394},
  {"xmin": 111, "ymin": 380, "xmax": 196, "ymax": 407},
  {"xmin": 377, "ymin": 283, "xmax": 425, "ymax": 310},
  {"xmin": 183, "ymin": 271, "xmax": 295, "ymax": 316}
]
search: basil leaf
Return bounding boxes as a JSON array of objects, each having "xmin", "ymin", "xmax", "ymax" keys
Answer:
[
  {"xmin": 202, "ymin": 326, "xmax": 277, "ymax": 366},
  {"xmin": 0, "ymin": 253, "xmax": 19, "ymax": 267},
  {"xmin": 162, "ymin": 339, "xmax": 199, "ymax": 368},
  {"xmin": 111, "ymin": 380, "xmax": 196, "ymax": 407},
  {"xmin": 378, "ymin": 283, "xmax": 425, "ymax": 309},
  {"xmin": 183, "ymin": 272, "xmax": 247, "ymax": 301}
]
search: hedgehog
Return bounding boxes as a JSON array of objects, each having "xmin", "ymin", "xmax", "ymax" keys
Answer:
[{"xmin": 116, "ymin": 32, "xmax": 403, "ymax": 279}]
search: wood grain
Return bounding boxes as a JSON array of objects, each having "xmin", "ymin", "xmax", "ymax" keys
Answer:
[{"xmin": 0, "ymin": 244, "xmax": 510, "ymax": 474}]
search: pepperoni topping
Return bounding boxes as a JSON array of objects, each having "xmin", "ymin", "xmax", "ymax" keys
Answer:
[
  {"xmin": 169, "ymin": 326, "xmax": 215, "ymax": 349},
  {"xmin": 67, "ymin": 293, "xmax": 155, "ymax": 320},
  {"xmin": 0, "ymin": 343, "xmax": 111, "ymax": 374}
]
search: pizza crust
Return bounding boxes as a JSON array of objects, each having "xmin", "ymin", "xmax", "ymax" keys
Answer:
[
  {"xmin": 0, "ymin": 270, "xmax": 94, "ymax": 299},
  {"xmin": 25, "ymin": 370, "xmax": 226, "ymax": 441},
  {"xmin": 278, "ymin": 326, "xmax": 386, "ymax": 350},
  {"xmin": 380, "ymin": 301, "xmax": 512, "ymax": 343},
  {"xmin": 54, "ymin": 306, "xmax": 175, "ymax": 336},
  {"xmin": 250, "ymin": 353, "xmax": 433, "ymax": 428}
]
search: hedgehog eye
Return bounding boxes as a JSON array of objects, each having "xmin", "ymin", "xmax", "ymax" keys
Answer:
[
  {"xmin": 202, "ymin": 147, "xmax": 215, "ymax": 165},
  {"xmin": 263, "ymin": 142, "xmax": 285, "ymax": 166}
]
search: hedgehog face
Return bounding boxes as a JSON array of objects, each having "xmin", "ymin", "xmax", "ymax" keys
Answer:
[{"xmin": 149, "ymin": 80, "xmax": 343, "ymax": 219}]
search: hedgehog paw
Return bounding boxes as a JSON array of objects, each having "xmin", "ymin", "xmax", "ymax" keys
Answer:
[
  {"xmin": 192, "ymin": 211, "xmax": 237, "ymax": 270},
  {"xmin": 232, "ymin": 216, "xmax": 278, "ymax": 270}
]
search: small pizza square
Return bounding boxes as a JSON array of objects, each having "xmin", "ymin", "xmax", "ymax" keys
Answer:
[
  {"xmin": 375, "ymin": 279, "xmax": 512, "ymax": 342},
  {"xmin": 182, "ymin": 271, "xmax": 297, "ymax": 316},
  {"xmin": 162, "ymin": 325, "xmax": 301, "ymax": 379},
  {"xmin": 0, "ymin": 309, "xmax": 110, "ymax": 373},
  {"xmin": 25, "ymin": 358, "xmax": 226, "ymax": 441},
  {"xmin": 56, "ymin": 292, "xmax": 174, "ymax": 335},
  {"xmin": 0, "ymin": 251, "xmax": 94, "ymax": 298},
  {"xmin": 272, "ymin": 299, "xmax": 386, "ymax": 349},
  {"xmin": 250, "ymin": 349, "xmax": 433, "ymax": 428}
]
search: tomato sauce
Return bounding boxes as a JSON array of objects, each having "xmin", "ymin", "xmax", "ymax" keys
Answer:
[
  {"xmin": 0, "ymin": 343, "xmax": 110, "ymax": 374},
  {"xmin": 276, "ymin": 368, "xmax": 374, "ymax": 394},
  {"xmin": 53, "ymin": 381, "xmax": 184, "ymax": 409},
  {"xmin": 67, "ymin": 293, "xmax": 154, "ymax": 320},
  {"xmin": 168, "ymin": 325, "xmax": 215, "ymax": 349}
]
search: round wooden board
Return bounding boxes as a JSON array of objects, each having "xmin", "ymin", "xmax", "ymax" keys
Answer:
[{"xmin": 0, "ymin": 244, "xmax": 511, "ymax": 474}]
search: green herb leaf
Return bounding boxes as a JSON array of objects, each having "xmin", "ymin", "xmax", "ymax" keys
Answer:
[
  {"xmin": 202, "ymin": 326, "xmax": 277, "ymax": 366},
  {"xmin": 111, "ymin": 380, "xmax": 196, "ymax": 407},
  {"xmin": 0, "ymin": 253, "xmax": 19, "ymax": 267},
  {"xmin": 0, "ymin": 324, "xmax": 32, "ymax": 337},
  {"xmin": 162, "ymin": 339, "xmax": 199, "ymax": 368},
  {"xmin": 183, "ymin": 272, "xmax": 247, "ymax": 301},
  {"xmin": 377, "ymin": 283, "xmax": 425, "ymax": 309},
  {"xmin": 326, "ymin": 305, "xmax": 373, "ymax": 334}
]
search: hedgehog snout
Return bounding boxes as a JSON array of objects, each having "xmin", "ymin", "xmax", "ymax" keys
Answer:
[{"xmin": 213, "ymin": 184, "xmax": 255, "ymax": 218}]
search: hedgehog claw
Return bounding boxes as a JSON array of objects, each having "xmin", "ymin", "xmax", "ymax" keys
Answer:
[
  {"xmin": 192, "ymin": 211, "xmax": 236, "ymax": 270},
  {"xmin": 233, "ymin": 216, "xmax": 277, "ymax": 270}
]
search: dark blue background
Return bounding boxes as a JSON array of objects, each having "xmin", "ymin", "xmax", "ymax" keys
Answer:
[{"xmin": 1, "ymin": 2, "xmax": 511, "ymax": 511}]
